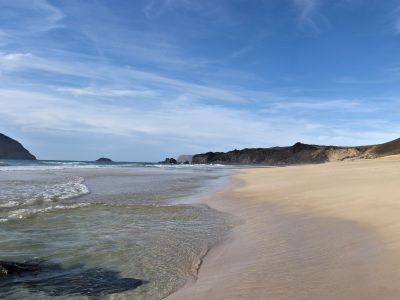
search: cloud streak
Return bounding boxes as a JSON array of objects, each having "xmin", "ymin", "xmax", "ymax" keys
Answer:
[
  {"xmin": 1, "ymin": 84, "xmax": 394, "ymax": 152},
  {"xmin": 292, "ymin": 0, "xmax": 330, "ymax": 32}
]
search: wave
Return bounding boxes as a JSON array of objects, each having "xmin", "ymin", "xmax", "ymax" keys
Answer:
[
  {"xmin": 0, "ymin": 176, "xmax": 90, "ymax": 204},
  {"xmin": 0, "ymin": 176, "xmax": 90, "ymax": 222},
  {"xmin": 1, "ymin": 203, "xmax": 90, "ymax": 222},
  {"xmin": 40, "ymin": 176, "xmax": 90, "ymax": 201},
  {"xmin": 0, "ymin": 160, "xmax": 227, "ymax": 171}
]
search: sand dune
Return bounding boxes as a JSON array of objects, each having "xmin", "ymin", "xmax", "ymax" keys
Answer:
[{"xmin": 169, "ymin": 158, "xmax": 400, "ymax": 299}]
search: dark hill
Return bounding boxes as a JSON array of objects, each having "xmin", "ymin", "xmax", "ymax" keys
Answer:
[
  {"xmin": 0, "ymin": 133, "xmax": 36, "ymax": 160},
  {"xmin": 192, "ymin": 138, "xmax": 400, "ymax": 165}
]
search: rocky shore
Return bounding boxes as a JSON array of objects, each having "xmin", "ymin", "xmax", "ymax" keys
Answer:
[{"xmin": 192, "ymin": 138, "xmax": 400, "ymax": 165}]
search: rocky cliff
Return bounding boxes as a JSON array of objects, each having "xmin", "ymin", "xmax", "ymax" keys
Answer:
[
  {"xmin": 0, "ymin": 133, "xmax": 36, "ymax": 160},
  {"xmin": 192, "ymin": 138, "xmax": 400, "ymax": 165}
]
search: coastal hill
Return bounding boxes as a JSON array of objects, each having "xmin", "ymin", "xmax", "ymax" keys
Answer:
[
  {"xmin": 192, "ymin": 138, "xmax": 400, "ymax": 165},
  {"xmin": 0, "ymin": 133, "xmax": 36, "ymax": 160}
]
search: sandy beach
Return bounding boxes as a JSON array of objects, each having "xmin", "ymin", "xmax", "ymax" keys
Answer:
[{"xmin": 169, "ymin": 158, "xmax": 400, "ymax": 299}]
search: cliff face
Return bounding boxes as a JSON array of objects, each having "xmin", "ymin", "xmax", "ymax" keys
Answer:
[
  {"xmin": 192, "ymin": 139, "xmax": 400, "ymax": 165},
  {"xmin": 0, "ymin": 133, "xmax": 36, "ymax": 160}
]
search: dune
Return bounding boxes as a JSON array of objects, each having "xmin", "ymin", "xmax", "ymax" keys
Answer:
[{"xmin": 168, "ymin": 158, "xmax": 400, "ymax": 299}]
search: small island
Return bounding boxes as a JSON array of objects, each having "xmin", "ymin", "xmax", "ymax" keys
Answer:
[{"xmin": 96, "ymin": 157, "xmax": 113, "ymax": 163}]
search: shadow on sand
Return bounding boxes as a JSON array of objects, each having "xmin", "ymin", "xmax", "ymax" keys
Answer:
[{"xmin": 0, "ymin": 260, "xmax": 145, "ymax": 298}]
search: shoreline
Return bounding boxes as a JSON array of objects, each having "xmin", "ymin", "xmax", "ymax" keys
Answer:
[{"xmin": 168, "ymin": 158, "xmax": 400, "ymax": 299}]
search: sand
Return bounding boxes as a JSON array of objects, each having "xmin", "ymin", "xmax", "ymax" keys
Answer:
[{"xmin": 168, "ymin": 158, "xmax": 400, "ymax": 299}]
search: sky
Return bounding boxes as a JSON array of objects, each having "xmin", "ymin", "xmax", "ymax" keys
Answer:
[{"xmin": 0, "ymin": 0, "xmax": 400, "ymax": 161}]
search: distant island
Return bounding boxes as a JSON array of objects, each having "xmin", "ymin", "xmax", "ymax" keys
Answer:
[
  {"xmin": 0, "ymin": 133, "xmax": 36, "ymax": 160},
  {"xmin": 96, "ymin": 157, "xmax": 113, "ymax": 162},
  {"xmin": 191, "ymin": 138, "xmax": 400, "ymax": 165}
]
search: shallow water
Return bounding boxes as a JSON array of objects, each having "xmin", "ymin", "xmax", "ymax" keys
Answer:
[{"xmin": 0, "ymin": 164, "xmax": 233, "ymax": 299}]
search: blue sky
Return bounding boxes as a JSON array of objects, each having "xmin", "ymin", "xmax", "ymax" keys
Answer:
[{"xmin": 1, "ymin": 0, "xmax": 400, "ymax": 161}]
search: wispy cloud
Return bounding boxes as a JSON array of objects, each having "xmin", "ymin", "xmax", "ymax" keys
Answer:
[
  {"xmin": 30, "ymin": 0, "xmax": 64, "ymax": 22},
  {"xmin": 230, "ymin": 45, "xmax": 254, "ymax": 59},
  {"xmin": 7, "ymin": 85, "xmax": 391, "ymax": 154},
  {"xmin": 143, "ymin": 0, "xmax": 233, "ymax": 23},
  {"xmin": 57, "ymin": 87, "xmax": 158, "ymax": 98},
  {"xmin": 143, "ymin": 0, "xmax": 198, "ymax": 18},
  {"xmin": 0, "ymin": 0, "xmax": 63, "ymax": 33},
  {"xmin": 0, "ymin": 88, "xmax": 313, "ymax": 148},
  {"xmin": 0, "ymin": 51, "xmax": 250, "ymax": 104},
  {"xmin": 292, "ymin": 0, "xmax": 330, "ymax": 32}
]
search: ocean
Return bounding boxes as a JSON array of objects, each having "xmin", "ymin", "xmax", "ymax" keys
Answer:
[{"xmin": 0, "ymin": 160, "xmax": 235, "ymax": 299}]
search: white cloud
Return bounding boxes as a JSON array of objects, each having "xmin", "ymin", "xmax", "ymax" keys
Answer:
[
  {"xmin": 1, "ymin": 87, "xmax": 396, "ymax": 154},
  {"xmin": 0, "ymin": 52, "xmax": 33, "ymax": 61},
  {"xmin": 57, "ymin": 87, "xmax": 158, "ymax": 98},
  {"xmin": 3, "ymin": 88, "xmax": 353, "ymax": 151}
]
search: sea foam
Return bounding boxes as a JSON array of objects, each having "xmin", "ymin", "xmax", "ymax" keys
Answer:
[{"xmin": 0, "ymin": 176, "xmax": 90, "ymax": 222}]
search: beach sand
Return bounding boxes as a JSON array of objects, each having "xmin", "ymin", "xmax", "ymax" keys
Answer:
[{"xmin": 168, "ymin": 158, "xmax": 400, "ymax": 299}]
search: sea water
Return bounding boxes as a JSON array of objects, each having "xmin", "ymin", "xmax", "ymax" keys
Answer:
[{"xmin": 0, "ymin": 160, "xmax": 234, "ymax": 299}]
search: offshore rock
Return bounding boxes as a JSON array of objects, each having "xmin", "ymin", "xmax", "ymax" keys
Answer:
[
  {"xmin": 160, "ymin": 157, "xmax": 178, "ymax": 164},
  {"xmin": 96, "ymin": 157, "xmax": 113, "ymax": 162},
  {"xmin": 0, "ymin": 260, "xmax": 145, "ymax": 297}
]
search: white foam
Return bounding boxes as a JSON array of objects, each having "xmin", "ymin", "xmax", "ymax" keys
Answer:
[
  {"xmin": 0, "ymin": 176, "xmax": 89, "ymax": 203},
  {"xmin": 0, "ymin": 165, "xmax": 92, "ymax": 171},
  {"xmin": 40, "ymin": 176, "xmax": 90, "ymax": 201},
  {"xmin": 0, "ymin": 200, "xmax": 18, "ymax": 208},
  {"xmin": 4, "ymin": 203, "xmax": 90, "ymax": 222}
]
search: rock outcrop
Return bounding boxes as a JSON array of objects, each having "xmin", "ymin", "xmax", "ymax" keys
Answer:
[
  {"xmin": 192, "ymin": 138, "xmax": 400, "ymax": 165},
  {"xmin": 0, "ymin": 133, "xmax": 36, "ymax": 160},
  {"xmin": 159, "ymin": 157, "xmax": 178, "ymax": 164},
  {"xmin": 96, "ymin": 157, "xmax": 113, "ymax": 163},
  {"xmin": 0, "ymin": 260, "xmax": 144, "ymax": 297}
]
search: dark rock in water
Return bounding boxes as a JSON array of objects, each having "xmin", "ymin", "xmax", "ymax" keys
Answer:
[
  {"xmin": 0, "ymin": 261, "xmax": 42, "ymax": 277},
  {"xmin": 159, "ymin": 157, "xmax": 178, "ymax": 164},
  {"xmin": 96, "ymin": 157, "xmax": 113, "ymax": 162},
  {"xmin": 0, "ymin": 260, "xmax": 145, "ymax": 298},
  {"xmin": 0, "ymin": 133, "xmax": 36, "ymax": 160}
]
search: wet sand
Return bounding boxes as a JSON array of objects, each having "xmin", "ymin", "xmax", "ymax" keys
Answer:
[{"xmin": 168, "ymin": 158, "xmax": 400, "ymax": 299}]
